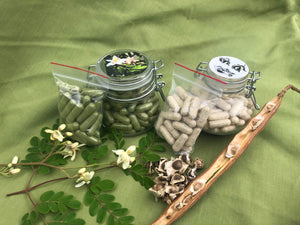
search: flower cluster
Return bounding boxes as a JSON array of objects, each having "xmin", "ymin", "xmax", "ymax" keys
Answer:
[
  {"xmin": 75, "ymin": 168, "xmax": 95, "ymax": 188},
  {"xmin": 45, "ymin": 124, "xmax": 72, "ymax": 142},
  {"xmin": 45, "ymin": 124, "xmax": 85, "ymax": 161},
  {"xmin": 106, "ymin": 55, "xmax": 137, "ymax": 67},
  {"xmin": 59, "ymin": 141, "xmax": 85, "ymax": 161},
  {"xmin": 112, "ymin": 145, "xmax": 136, "ymax": 170},
  {"xmin": 0, "ymin": 156, "xmax": 21, "ymax": 177}
]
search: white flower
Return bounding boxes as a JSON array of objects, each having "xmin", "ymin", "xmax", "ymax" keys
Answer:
[
  {"xmin": 0, "ymin": 156, "xmax": 21, "ymax": 177},
  {"xmin": 112, "ymin": 145, "xmax": 136, "ymax": 170},
  {"xmin": 75, "ymin": 168, "xmax": 95, "ymax": 188},
  {"xmin": 9, "ymin": 168, "xmax": 21, "ymax": 175},
  {"xmin": 61, "ymin": 141, "xmax": 84, "ymax": 161},
  {"xmin": 45, "ymin": 124, "xmax": 72, "ymax": 142},
  {"xmin": 106, "ymin": 56, "xmax": 126, "ymax": 67},
  {"xmin": 11, "ymin": 156, "xmax": 19, "ymax": 165},
  {"xmin": 125, "ymin": 56, "xmax": 136, "ymax": 65}
]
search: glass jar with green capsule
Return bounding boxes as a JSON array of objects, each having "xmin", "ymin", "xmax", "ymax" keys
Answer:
[{"xmin": 89, "ymin": 49, "xmax": 165, "ymax": 136}]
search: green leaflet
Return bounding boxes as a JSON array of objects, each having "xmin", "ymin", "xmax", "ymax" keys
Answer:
[
  {"xmin": 22, "ymin": 191, "xmax": 85, "ymax": 225},
  {"xmin": 84, "ymin": 183, "xmax": 135, "ymax": 225}
]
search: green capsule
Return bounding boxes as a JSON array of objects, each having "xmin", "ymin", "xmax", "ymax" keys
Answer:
[
  {"xmin": 58, "ymin": 92, "xmax": 72, "ymax": 112},
  {"xmin": 60, "ymin": 99, "xmax": 76, "ymax": 120},
  {"xmin": 81, "ymin": 88, "xmax": 104, "ymax": 98},
  {"xmin": 94, "ymin": 101, "xmax": 103, "ymax": 111},
  {"xmin": 111, "ymin": 102, "xmax": 123, "ymax": 110},
  {"xmin": 58, "ymin": 83, "xmax": 80, "ymax": 93},
  {"xmin": 136, "ymin": 102, "xmax": 153, "ymax": 112},
  {"xmin": 119, "ymin": 108, "xmax": 129, "ymax": 115},
  {"xmin": 87, "ymin": 114, "xmax": 103, "ymax": 136},
  {"xmin": 74, "ymin": 130, "xmax": 100, "ymax": 146},
  {"xmin": 144, "ymin": 94, "xmax": 159, "ymax": 104},
  {"xmin": 125, "ymin": 129, "xmax": 137, "ymax": 135},
  {"xmin": 66, "ymin": 122, "xmax": 79, "ymax": 132},
  {"xmin": 148, "ymin": 102, "xmax": 160, "ymax": 116},
  {"xmin": 111, "ymin": 123, "xmax": 133, "ymax": 131},
  {"xmin": 82, "ymin": 95, "xmax": 91, "ymax": 106},
  {"xmin": 80, "ymin": 112, "xmax": 99, "ymax": 132},
  {"xmin": 138, "ymin": 119, "xmax": 151, "ymax": 128},
  {"xmin": 104, "ymin": 110, "xmax": 114, "ymax": 124},
  {"xmin": 129, "ymin": 114, "xmax": 141, "ymax": 131},
  {"xmin": 117, "ymin": 91, "xmax": 133, "ymax": 99},
  {"xmin": 135, "ymin": 112, "xmax": 149, "ymax": 120},
  {"xmin": 66, "ymin": 103, "xmax": 84, "ymax": 123},
  {"xmin": 113, "ymin": 112, "xmax": 130, "ymax": 125},
  {"xmin": 127, "ymin": 103, "xmax": 136, "ymax": 113},
  {"xmin": 104, "ymin": 103, "xmax": 111, "ymax": 110},
  {"xmin": 149, "ymin": 115, "xmax": 158, "ymax": 123},
  {"xmin": 77, "ymin": 103, "xmax": 97, "ymax": 123},
  {"xmin": 95, "ymin": 131, "xmax": 100, "ymax": 137}
]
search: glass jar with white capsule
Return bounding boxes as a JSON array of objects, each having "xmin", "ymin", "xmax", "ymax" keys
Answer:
[{"xmin": 196, "ymin": 56, "xmax": 261, "ymax": 135}]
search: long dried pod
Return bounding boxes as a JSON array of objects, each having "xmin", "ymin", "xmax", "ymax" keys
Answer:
[{"xmin": 151, "ymin": 84, "xmax": 300, "ymax": 225}]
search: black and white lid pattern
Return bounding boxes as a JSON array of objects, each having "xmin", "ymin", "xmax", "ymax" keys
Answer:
[{"xmin": 208, "ymin": 56, "xmax": 249, "ymax": 81}]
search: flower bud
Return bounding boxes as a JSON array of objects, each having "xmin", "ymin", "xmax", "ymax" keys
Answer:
[
  {"xmin": 10, "ymin": 168, "xmax": 21, "ymax": 175},
  {"xmin": 11, "ymin": 156, "xmax": 19, "ymax": 165}
]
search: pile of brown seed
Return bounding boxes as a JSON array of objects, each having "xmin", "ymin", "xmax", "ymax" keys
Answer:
[{"xmin": 148, "ymin": 155, "xmax": 204, "ymax": 204}]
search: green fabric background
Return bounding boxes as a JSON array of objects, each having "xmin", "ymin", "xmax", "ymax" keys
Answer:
[{"xmin": 0, "ymin": 0, "xmax": 299, "ymax": 224}]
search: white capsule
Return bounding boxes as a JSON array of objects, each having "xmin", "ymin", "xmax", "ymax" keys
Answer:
[
  {"xmin": 221, "ymin": 125, "xmax": 237, "ymax": 133},
  {"xmin": 208, "ymin": 111, "xmax": 229, "ymax": 121},
  {"xmin": 159, "ymin": 125, "xmax": 175, "ymax": 145},
  {"xmin": 214, "ymin": 98, "xmax": 231, "ymax": 111},
  {"xmin": 162, "ymin": 111, "xmax": 182, "ymax": 121},
  {"xmin": 196, "ymin": 106, "xmax": 210, "ymax": 128},
  {"xmin": 185, "ymin": 128, "xmax": 202, "ymax": 147},
  {"xmin": 164, "ymin": 120, "xmax": 180, "ymax": 139},
  {"xmin": 189, "ymin": 97, "xmax": 202, "ymax": 119},
  {"xmin": 237, "ymin": 107, "xmax": 251, "ymax": 120},
  {"xmin": 167, "ymin": 95, "xmax": 180, "ymax": 112},
  {"xmin": 155, "ymin": 113, "xmax": 164, "ymax": 131},
  {"xmin": 173, "ymin": 93, "xmax": 183, "ymax": 107},
  {"xmin": 229, "ymin": 99, "xmax": 244, "ymax": 117},
  {"xmin": 175, "ymin": 86, "xmax": 188, "ymax": 100},
  {"xmin": 208, "ymin": 119, "xmax": 231, "ymax": 129},
  {"xmin": 172, "ymin": 133, "xmax": 189, "ymax": 152},
  {"xmin": 182, "ymin": 117, "xmax": 197, "ymax": 128},
  {"xmin": 181, "ymin": 96, "xmax": 192, "ymax": 116},
  {"xmin": 172, "ymin": 121, "xmax": 193, "ymax": 135}
]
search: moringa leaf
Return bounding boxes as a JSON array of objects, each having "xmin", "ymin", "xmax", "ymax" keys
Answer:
[
  {"xmin": 40, "ymin": 191, "xmax": 55, "ymax": 202},
  {"xmin": 96, "ymin": 207, "xmax": 106, "ymax": 223},
  {"xmin": 37, "ymin": 202, "xmax": 50, "ymax": 214},
  {"xmin": 98, "ymin": 180, "xmax": 115, "ymax": 191},
  {"xmin": 30, "ymin": 136, "xmax": 40, "ymax": 147}
]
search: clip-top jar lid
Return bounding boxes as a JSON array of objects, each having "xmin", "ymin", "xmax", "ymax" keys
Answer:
[
  {"xmin": 96, "ymin": 49, "xmax": 154, "ymax": 92},
  {"xmin": 208, "ymin": 56, "xmax": 250, "ymax": 83}
]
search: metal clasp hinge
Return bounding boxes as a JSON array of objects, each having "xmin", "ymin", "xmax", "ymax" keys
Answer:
[
  {"xmin": 153, "ymin": 59, "xmax": 166, "ymax": 101},
  {"xmin": 245, "ymin": 71, "xmax": 261, "ymax": 110},
  {"xmin": 195, "ymin": 62, "xmax": 208, "ymax": 78}
]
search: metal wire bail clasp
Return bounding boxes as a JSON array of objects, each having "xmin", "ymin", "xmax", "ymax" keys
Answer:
[
  {"xmin": 245, "ymin": 71, "xmax": 261, "ymax": 110},
  {"xmin": 195, "ymin": 62, "xmax": 208, "ymax": 78},
  {"xmin": 153, "ymin": 59, "xmax": 166, "ymax": 101}
]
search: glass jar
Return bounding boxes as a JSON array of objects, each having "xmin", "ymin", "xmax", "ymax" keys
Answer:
[
  {"xmin": 90, "ymin": 49, "xmax": 165, "ymax": 136},
  {"xmin": 196, "ymin": 56, "xmax": 261, "ymax": 135}
]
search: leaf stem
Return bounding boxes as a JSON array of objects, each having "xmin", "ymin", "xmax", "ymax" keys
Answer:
[{"xmin": 6, "ymin": 165, "xmax": 118, "ymax": 197}]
